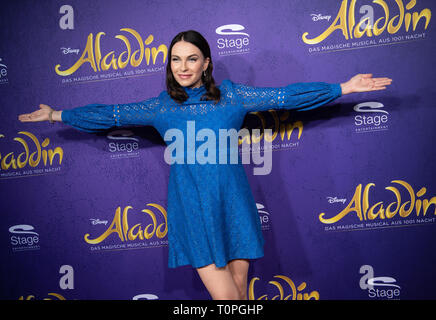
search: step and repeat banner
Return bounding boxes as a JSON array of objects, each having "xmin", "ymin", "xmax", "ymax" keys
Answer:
[{"xmin": 1, "ymin": 0, "xmax": 435, "ymax": 300}]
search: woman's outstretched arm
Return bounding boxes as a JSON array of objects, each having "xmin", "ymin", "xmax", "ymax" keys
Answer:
[
  {"xmin": 18, "ymin": 97, "xmax": 161, "ymax": 133},
  {"xmin": 226, "ymin": 73, "xmax": 392, "ymax": 114}
]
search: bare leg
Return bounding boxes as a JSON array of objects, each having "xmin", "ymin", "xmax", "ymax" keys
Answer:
[
  {"xmin": 228, "ymin": 259, "xmax": 250, "ymax": 300},
  {"xmin": 196, "ymin": 263, "xmax": 242, "ymax": 300}
]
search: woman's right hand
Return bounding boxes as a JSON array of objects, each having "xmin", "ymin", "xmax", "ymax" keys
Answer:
[{"xmin": 18, "ymin": 104, "xmax": 56, "ymax": 122}]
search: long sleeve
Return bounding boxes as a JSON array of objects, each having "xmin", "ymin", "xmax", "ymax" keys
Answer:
[
  {"xmin": 61, "ymin": 97, "xmax": 160, "ymax": 133},
  {"xmin": 226, "ymin": 80, "xmax": 342, "ymax": 113}
]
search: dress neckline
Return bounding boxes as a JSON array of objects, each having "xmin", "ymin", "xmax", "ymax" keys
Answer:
[{"xmin": 183, "ymin": 85, "xmax": 206, "ymax": 98}]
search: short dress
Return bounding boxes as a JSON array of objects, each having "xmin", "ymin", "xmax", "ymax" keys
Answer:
[{"xmin": 61, "ymin": 79, "xmax": 342, "ymax": 268}]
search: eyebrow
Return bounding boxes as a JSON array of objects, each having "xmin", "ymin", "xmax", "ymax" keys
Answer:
[{"xmin": 171, "ymin": 54, "xmax": 200, "ymax": 58}]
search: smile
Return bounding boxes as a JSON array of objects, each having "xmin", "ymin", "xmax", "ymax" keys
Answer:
[{"xmin": 178, "ymin": 74, "xmax": 192, "ymax": 79}]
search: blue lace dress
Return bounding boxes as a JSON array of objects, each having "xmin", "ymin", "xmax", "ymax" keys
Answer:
[{"xmin": 61, "ymin": 79, "xmax": 342, "ymax": 268}]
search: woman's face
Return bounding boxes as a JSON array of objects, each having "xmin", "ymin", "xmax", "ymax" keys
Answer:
[{"xmin": 170, "ymin": 40, "xmax": 210, "ymax": 88}]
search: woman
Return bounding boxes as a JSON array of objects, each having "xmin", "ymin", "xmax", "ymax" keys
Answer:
[{"xmin": 18, "ymin": 30, "xmax": 392, "ymax": 300}]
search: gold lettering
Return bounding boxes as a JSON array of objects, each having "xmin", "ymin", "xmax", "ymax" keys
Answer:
[
  {"xmin": 393, "ymin": 180, "xmax": 415, "ymax": 217},
  {"xmin": 354, "ymin": 17, "xmax": 373, "ymax": 38},
  {"xmin": 115, "ymin": 34, "xmax": 131, "ymax": 69},
  {"xmin": 152, "ymin": 44, "xmax": 168, "ymax": 65},
  {"xmin": 387, "ymin": 0, "xmax": 405, "ymax": 34},
  {"xmin": 55, "ymin": 33, "xmax": 96, "ymax": 76},
  {"xmin": 0, "ymin": 132, "xmax": 63, "ymax": 171},
  {"xmin": 319, "ymin": 179, "xmax": 436, "ymax": 224},
  {"xmin": 373, "ymin": 0, "xmax": 390, "ymax": 36},
  {"xmin": 84, "ymin": 206, "xmax": 124, "ymax": 244},
  {"xmin": 368, "ymin": 201, "xmax": 385, "ymax": 220},
  {"xmin": 55, "ymin": 28, "xmax": 168, "ymax": 76},
  {"xmin": 101, "ymin": 51, "xmax": 117, "ymax": 71},
  {"xmin": 412, "ymin": 8, "xmax": 432, "ymax": 30},
  {"xmin": 95, "ymin": 32, "xmax": 105, "ymax": 72},
  {"xmin": 302, "ymin": 0, "xmax": 349, "ymax": 44},
  {"xmin": 14, "ymin": 137, "xmax": 29, "ymax": 168},
  {"xmin": 239, "ymin": 111, "xmax": 303, "ymax": 145},
  {"xmin": 84, "ymin": 204, "xmax": 167, "ymax": 244},
  {"xmin": 319, "ymin": 184, "xmax": 364, "ymax": 223},
  {"xmin": 422, "ymin": 197, "xmax": 436, "ymax": 216},
  {"xmin": 1, "ymin": 152, "xmax": 16, "ymax": 170},
  {"xmin": 385, "ymin": 185, "xmax": 401, "ymax": 218},
  {"xmin": 348, "ymin": 0, "xmax": 357, "ymax": 39},
  {"xmin": 302, "ymin": 0, "xmax": 432, "ymax": 44},
  {"xmin": 248, "ymin": 275, "xmax": 319, "ymax": 300},
  {"xmin": 120, "ymin": 28, "xmax": 143, "ymax": 67}
]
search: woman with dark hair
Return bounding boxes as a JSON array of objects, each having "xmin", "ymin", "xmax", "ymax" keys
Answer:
[{"xmin": 18, "ymin": 30, "xmax": 392, "ymax": 300}]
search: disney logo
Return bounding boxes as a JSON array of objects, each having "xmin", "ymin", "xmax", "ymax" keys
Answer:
[
  {"xmin": 60, "ymin": 47, "xmax": 80, "ymax": 55},
  {"xmin": 90, "ymin": 218, "xmax": 108, "ymax": 226},
  {"xmin": 326, "ymin": 196, "xmax": 347, "ymax": 204},
  {"xmin": 311, "ymin": 14, "xmax": 332, "ymax": 22}
]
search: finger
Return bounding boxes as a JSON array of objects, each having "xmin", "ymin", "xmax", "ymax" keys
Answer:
[
  {"xmin": 374, "ymin": 80, "xmax": 392, "ymax": 86},
  {"xmin": 361, "ymin": 74, "xmax": 373, "ymax": 78},
  {"xmin": 18, "ymin": 114, "xmax": 31, "ymax": 120},
  {"xmin": 370, "ymin": 86, "xmax": 387, "ymax": 91},
  {"xmin": 373, "ymin": 77, "xmax": 392, "ymax": 82}
]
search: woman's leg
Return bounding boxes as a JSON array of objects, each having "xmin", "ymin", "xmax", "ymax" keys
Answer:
[
  {"xmin": 196, "ymin": 263, "xmax": 242, "ymax": 300},
  {"xmin": 228, "ymin": 259, "xmax": 250, "ymax": 300}
]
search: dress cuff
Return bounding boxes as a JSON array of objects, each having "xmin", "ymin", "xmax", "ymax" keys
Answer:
[
  {"xmin": 61, "ymin": 109, "xmax": 71, "ymax": 124},
  {"xmin": 332, "ymin": 83, "xmax": 342, "ymax": 98}
]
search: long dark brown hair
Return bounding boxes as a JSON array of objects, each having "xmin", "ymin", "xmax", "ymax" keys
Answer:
[{"xmin": 166, "ymin": 30, "xmax": 221, "ymax": 104}]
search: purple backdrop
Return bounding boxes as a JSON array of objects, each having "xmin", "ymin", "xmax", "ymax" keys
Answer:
[{"xmin": 1, "ymin": 0, "xmax": 435, "ymax": 300}]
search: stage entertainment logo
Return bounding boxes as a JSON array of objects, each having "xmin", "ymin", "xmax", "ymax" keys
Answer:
[
  {"xmin": 320, "ymin": 179, "xmax": 436, "ymax": 232},
  {"xmin": 84, "ymin": 204, "xmax": 168, "ymax": 252},
  {"xmin": 359, "ymin": 265, "xmax": 401, "ymax": 299},
  {"xmin": 302, "ymin": 0, "xmax": 431, "ymax": 54},
  {"xmin": 0, "ymin": 131, "xmax": 63, "ymax": 180},
  {"xmin": 256, "ymin": 203, "xmax": 271, "ymax": 231},
  {"xmin": 55, "ymin": 28, "xmax": 167, "ymax": 84},
  {"xmin": 0, "ymin": 58, "xmax": 8, "ymax": 84},
  {"xmin": 353, "ymin": 101, "xmax": 390, "ymax": 133},
  {"xmin": 106, "ymin": 130, "xmax": 140, "ymax": 159},
  {"xmin": 9, "ymin": 224, "xmax": 40, "ymax": 252},
  {"xmin": 215, "ymin": 24, "xmax": 251, "ymax": 56}
]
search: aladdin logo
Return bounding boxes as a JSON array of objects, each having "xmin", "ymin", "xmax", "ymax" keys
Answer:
[
  {"xmin": 354, "ymin": 101, "xmax": 389, "ymax": 133},
  {"xmin": 240, "ymin": 110, "xmax": 303, "ymax": 152},
  {"xmin": 9, "ymin": 224, "xmax": 40, "ymax": 251},
  {"xmin": 302, "ymin": 0, "xmax": 431, "ymax": 45},
  {"xmin": 0, "ymin": 132, "xmax": 63, "ymax": 178},
  {"xmin": 248, "ymin": 275, "xmax": 319, "ymax": 300},
  {"xmin": 84, "ymin": 204, "xmax": 168, "ymax": 251},
  {"xmin": 107, "ymin": 130, "xmax": 140, "ymax": 159},
  {"xmin": 319, "ymin": 180, "xmax": 436, "ymax": 230},
  {"xmin": 0, "ymin": 57, "xmax": 8, "ymax": 84},
  {"xmin": 55, "ymin": 28, "xmax": 167, "ymax": 76},
  {"xmin": 359, "ymin": 265, "xmax": 401, "ymax": 299},
  {"xmin": 215, "ymin": 24, "xmax": 250, "ymax": 56}
]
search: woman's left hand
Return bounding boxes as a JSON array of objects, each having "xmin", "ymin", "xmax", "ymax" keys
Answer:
[{"xmin": 340, "ymin": 74, "xmax": 392, "ymax": 95}]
